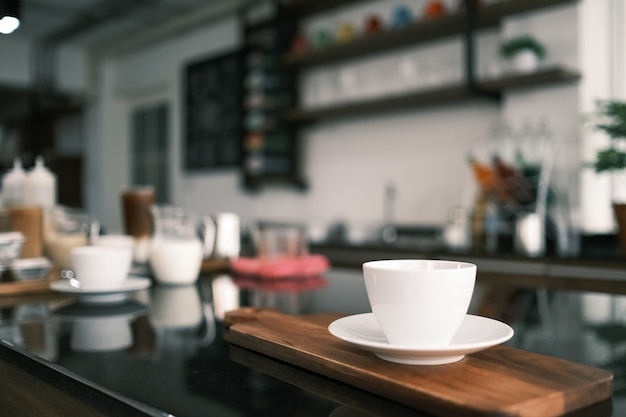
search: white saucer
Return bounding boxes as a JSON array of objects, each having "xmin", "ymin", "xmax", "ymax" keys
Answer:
[
  {"xmin": 328, "ymin": 313, "xmax": 514, "ymax": 365},
  {"xmin": 50, "ymin": 276, "xmax": 152, "ymax": 304}
]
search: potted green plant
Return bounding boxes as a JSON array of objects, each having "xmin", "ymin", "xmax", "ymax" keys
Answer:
[
  {"xmin": 590, "ymin": 100, "xmax": 626, "ymax": 172},
  {"xmin": 589, "ymin": 100, "xmax": 626, "ymax": 254},
  {"xmin": 499, "ymin": 35, "xmax": 546, "ymax": 73}
]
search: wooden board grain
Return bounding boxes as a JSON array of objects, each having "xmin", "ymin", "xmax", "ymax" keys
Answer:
[
  {"xmin": 0, "ymin": 267, "xmax": 60, "ymax": 297},
  {"xmin": 200, "ymin": 258, "xmax": 230, "ymax": 273},
  {"xmin": 229, "ymin": 345, "xmax": 613, "ymax": 417},
  {"xmin": 224, "ymin": 308, "xmax": 613, "ymax": 417},
  {"xmin": 0, "ymin": 278, "xmax": 52, "ymax": 296}
]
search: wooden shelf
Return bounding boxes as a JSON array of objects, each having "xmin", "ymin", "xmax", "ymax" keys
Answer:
[
  {"xmin": 282, "ymin": 66, "xmax": 580, "ymax": 124},
  {"xmin": 478, "ymin": 66, "xmax": 581, "ymax": 92},
  {"xmin": 282, "ymin": 0, "xmax": 576, "ymax": 20},
  {"xmin": 280, "ymin": 0, "xmax": 363, "ymax": 19},
  {"xmin": 0, "ymin": 86, "xmax": 84, "ymax": 124},
  {"xmin": 243, "ymin": 172, "xmax": 308, "ymax": 191},
  {"xmin": 284, "ymin": 14, "xmax": 466, "ymax": 68},
  {"xmin": 283, "ymin": 83, "xmax": 480, "ymax": 123},
  {"xmin": 283, "ymin": 0, "xmax": 579, "ymax": 69}
]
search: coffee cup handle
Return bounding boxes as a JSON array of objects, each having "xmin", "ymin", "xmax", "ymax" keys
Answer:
[{"xmin": 200, "ymin": 217, "xmax": 217, "ymax": 258}]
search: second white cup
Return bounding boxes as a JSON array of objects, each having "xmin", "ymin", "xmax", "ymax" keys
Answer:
[
  {"xmin": 92, "ymin": 234, "xmax": 135, "ymax": 252},
  {"xmin": 362, "ymin": 259, "xmax": 476, "ymax": 347},
  {"xmin": 70, "ymin": 245, "xmax": 132, "ymax": 289}
]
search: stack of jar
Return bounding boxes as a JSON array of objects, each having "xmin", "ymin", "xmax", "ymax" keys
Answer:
[{"xmin": 1, "ymin": 156, "xmax": 57, "ymax": 258}]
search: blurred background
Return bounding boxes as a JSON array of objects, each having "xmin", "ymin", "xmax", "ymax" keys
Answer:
[{"xmin": 0, "ymin": 0, "xmax": 622, "ymax": 254}]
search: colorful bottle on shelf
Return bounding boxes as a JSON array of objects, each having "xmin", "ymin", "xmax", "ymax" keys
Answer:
[
  {"xmin": 364, "ymin": 15, "xmax": 383, "ymax": 34},
  {"xmin": 391, "ymin": 6, "xmax": 412, "ymax": 28},
  {"xmin": 336, "ymin": 22, "xmax": 356, "ymax": 43},
  {"xmin": 424, "ymin": 1, "xmax": 447, "ymax": 19}
]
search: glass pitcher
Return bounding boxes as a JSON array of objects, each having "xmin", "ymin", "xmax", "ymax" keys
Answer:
[
  {"xmin": 43, "ymin": 206, "xmax": 99, "ymax": 269},
  {"xmin": 149, "ymin": 205, "xmax": 203, "ymax": 285}
]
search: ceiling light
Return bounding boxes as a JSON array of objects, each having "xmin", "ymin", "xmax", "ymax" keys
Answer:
[{"xmin": 0, "ymin": 0, "xmax": 20, "ymax": 35}]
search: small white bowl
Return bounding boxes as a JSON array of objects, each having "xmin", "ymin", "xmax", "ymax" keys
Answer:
[
  {"xmin": 0, "ymin": 232, "xmax": 25, "ymax": 265},
  {"xmin": 11, "ymin": 257, "xmax": 52, "ymax": 281}
]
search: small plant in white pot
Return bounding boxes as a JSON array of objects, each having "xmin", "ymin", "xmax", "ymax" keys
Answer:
[{"xmin": 499, "ymin": 35, "xmax": 546, "ymax": 73}]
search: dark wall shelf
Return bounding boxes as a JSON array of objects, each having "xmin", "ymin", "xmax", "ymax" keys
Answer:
[
  {"xmin": 241, "ymin": 0, "xmax": 580, "ymax": 190},
  {"xmin": 283, "ymin": 66, "xmax": 580, "ymax": 124},
  {"xmin": 283, "ymin": 0, "xmax": 578, "ymax": 69},
  {"xmin": 479, "ymin": 66, "xmax": 581, "ymax": 92},
  {"xmin": 280, "ymin": 0, "xmax": 362, "ymax": 19},
  {"xmin": 0, "ymin": 86, "xmax": 84, "ymax": 124},
  {"xmin": 284, "ymin": 14, "xmax": 466, "ymax": 68},
  {"xmin": 282, "ymin": 0, "xmax": 575, "ymax": 20},
  {"xmin": 284, "ymin": 84, "xmax": 486, "ymax": 124}
]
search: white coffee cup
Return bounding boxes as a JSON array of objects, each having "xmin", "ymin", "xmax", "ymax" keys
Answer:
[
  {"xmin": 92, "ymin": 235, "xmax": 134, "ymax": 277},
  {"xmin": 70, "ymin": 245, "xmax": 132, "ymax": 289},
  {"xmin": 362, "ymin": 259, "xmax": 476, "ymax": 347}
]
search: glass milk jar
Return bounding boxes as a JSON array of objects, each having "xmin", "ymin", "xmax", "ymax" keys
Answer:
[{"xmin": 149, "ymin": 205, "xmax": 203, "ymax": 285}]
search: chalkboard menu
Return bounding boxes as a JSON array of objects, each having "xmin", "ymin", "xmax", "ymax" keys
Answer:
[{"xmin": 184, "ymin": 50, "xmax": 243, "ymax": 171}]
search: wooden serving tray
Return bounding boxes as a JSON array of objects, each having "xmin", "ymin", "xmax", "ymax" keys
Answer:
[
  {"xmin": 0, "ymin": 267, "xmax": 60, "ymax": 297},
  {"xmin": 224, "ymin": 308, "xmax": 613, "ymax": 417}
]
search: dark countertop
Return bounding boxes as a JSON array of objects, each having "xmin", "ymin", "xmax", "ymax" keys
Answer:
[
  {"xmin": 0, "ymin": 267, "xmax": 624, "ymax": 416},
  {"xmin": 309, "ymin": 236, "xmax": 626, "ymax": 294}
]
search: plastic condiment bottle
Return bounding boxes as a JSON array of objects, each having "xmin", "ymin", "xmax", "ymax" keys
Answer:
[
  {"xmin": 23, "ymin": 156, "xmax": 57, "ymax": 211},
  {"xmin": 1, "ymin": 158, "xmax": 26, "ymax": 207}
]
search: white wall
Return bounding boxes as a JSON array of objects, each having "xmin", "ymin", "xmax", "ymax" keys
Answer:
[
  {"xmin": 89, "ymin": 16, "xmax": 241, "ymax": 231},
  {"xmin": 0, "ymin": 38, "xmax": 31, "ymax": 85}
]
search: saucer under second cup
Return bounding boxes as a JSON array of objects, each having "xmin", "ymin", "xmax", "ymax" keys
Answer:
[{"xmin": 50, "ymin": 276, "xmax": 152, "ymax": 304}]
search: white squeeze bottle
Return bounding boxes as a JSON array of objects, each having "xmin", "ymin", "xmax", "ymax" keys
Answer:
[
  {"xmin": 1, "ymin": 158, "xmax": 26, "ymax": 207},
  {"xmin": 23, "ymin": 156, "xmax": 57, "ymax": 211}
]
